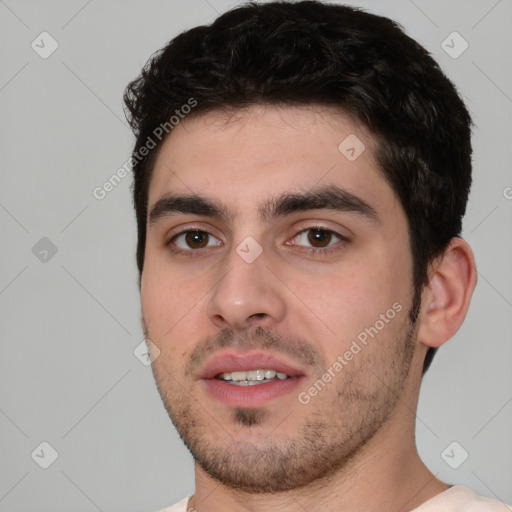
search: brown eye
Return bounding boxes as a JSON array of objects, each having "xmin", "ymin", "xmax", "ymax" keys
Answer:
[
  {"xmin": 288, "ymin": 227, "xmax": 347, "ymax": 255},
  {"xmin": 185, "ymin": 230, "xmax": 209, "ymax": 249},
  {"xmin": 307, "ymin": 228, "xmax": 333, "ymax": 247},
  {"xmin": 169, "ymin": 230, "xmax": 222, "ymax": 252}
]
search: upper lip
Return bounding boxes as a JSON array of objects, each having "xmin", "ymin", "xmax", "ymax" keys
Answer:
[{"xmin": 200, "ymin": 351, "xmax": 307, "ymax": 379}]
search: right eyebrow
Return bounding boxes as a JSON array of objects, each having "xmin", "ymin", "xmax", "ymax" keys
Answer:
[{"xmin": 148, "ymin": 194, "xmax": 230, "ymax": 227}]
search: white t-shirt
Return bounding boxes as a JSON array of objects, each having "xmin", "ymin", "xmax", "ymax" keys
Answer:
[{"xmin": 157, "ymin": 486, "xmax": 511, "ymax": 512}]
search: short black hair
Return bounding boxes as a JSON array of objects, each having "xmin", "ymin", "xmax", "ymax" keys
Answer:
[{"xmin": 123, "ymin": 1, "xmax": 473, "ymax": 374}]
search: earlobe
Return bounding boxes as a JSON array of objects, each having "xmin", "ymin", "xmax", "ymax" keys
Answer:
[{"xmin": 417, "ymin": 238, "xmax": 477, "ymax": 348}]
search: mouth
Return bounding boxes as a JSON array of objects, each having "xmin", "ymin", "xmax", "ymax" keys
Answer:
[
  {"xmin": 200, "ymin": 352, "xmax": 306, "ymax": 408},
  {"xmin": 216, "ymin": 368, "xmax": 291, "ymax": 386}
]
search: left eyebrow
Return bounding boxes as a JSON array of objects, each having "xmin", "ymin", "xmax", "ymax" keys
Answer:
[
  {"xmin": 148, "ymin": 184, "xmax": 380, "ymax": 227},
  {"xmin": 260, "ymin": 185, "xmax": 380, "ymax": 225}
]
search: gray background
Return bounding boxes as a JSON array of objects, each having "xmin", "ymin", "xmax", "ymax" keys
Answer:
[{"xmin": 0, "ymin": 0, "xmax": 511, "ymax": 510}]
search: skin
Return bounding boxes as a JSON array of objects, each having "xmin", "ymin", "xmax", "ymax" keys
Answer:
[{"xmin": 140, "ymin": 104, "xmax": 477, "ymax": 512}]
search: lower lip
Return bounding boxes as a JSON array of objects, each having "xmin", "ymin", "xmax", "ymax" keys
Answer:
[{"xmin": 203, "ymin": 377, "xmax": 304, "ymax": 408}]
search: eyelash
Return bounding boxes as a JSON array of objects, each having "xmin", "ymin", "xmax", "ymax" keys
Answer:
[{"xmin": 165, "ymin": 226, "xmax": 349, "ymax": 257}]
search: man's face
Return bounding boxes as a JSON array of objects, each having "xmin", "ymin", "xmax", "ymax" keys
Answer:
[{"xmin": 141, "ymin": 105, "xmax": 420, "ymax": 492}]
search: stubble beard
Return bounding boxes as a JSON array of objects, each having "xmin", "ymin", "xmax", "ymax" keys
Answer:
[{"xmin": 147, "ymin": 302, "xmax": 419, "ymax": 493}]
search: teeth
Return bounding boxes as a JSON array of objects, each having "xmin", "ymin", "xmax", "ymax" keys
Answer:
[
  {"xmin": 230, "ymin": 371, "xmax": 247, "ymax": 381},
  {"xmin": 218, "ymin": 369, "xmax": 290, "ymax": 382},
  {"xmin": 246, "ymin": 370, "xmax": 265, "ymax": 381}
]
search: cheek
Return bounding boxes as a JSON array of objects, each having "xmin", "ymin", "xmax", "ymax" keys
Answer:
[
  {"xmin": 287, "ymin": 249, "xmax": 410, "ymax": 350},
  {"xmin": 140, "ymin": 264, "xmax": 209, "ymax": 351}
]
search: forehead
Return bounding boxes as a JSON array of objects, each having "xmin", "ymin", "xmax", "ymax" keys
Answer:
[{"xmin": 147, "ymin": 104, "xmax": 399, "ymax": 223}]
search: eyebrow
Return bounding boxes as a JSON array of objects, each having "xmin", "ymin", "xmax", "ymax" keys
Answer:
[{"xmin": 148, "ymin": 185, "xmax": 380, "ymax": 227}]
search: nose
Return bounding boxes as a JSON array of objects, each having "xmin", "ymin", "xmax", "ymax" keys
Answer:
[{"xmin": 205, "ymin": 242, "xmax": 287, "ymax": 331}]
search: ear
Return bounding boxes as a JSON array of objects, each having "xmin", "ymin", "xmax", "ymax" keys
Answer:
[
  {"xmin": 417, "ymin": 237, "xmax": 477, "ymax": 348},
  {"xmin": 141, "ymin": 309, "xmax": 148, "ymax": 338}
]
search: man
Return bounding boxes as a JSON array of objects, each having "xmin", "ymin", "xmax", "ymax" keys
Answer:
[{"xmin": 123, "ymin": 1, "xmax": 510, "ymax": 510}]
